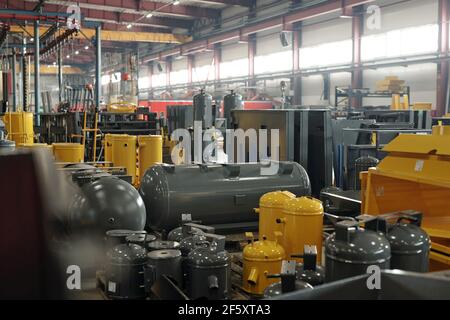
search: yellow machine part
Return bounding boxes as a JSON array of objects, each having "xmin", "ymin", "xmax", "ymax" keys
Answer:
[
  {"xmin": 110, "ymin": 135, "xmax": 137, "ymax": 185},
  {"xmin": 1, "ymin": 112, "xmax": 34, "ymax": 145},
  {"xmin": 107, "ymin": 102, "xmax": 137, "ymax": 113},
  {"xmin": 242, "ymin": 235, "xmax": 285, "ymax": 295},
  {"xmin": 256, "ymin": 191, "xmax": 296, "ymax": 241},
  {"xmin": 18, "ymin": 143, "xmax": 53, "ymax": 153},
  {"xmin": 104, "ymin": 134, "xmax": 113, "ymax": 163},
  {"xmin": 279, "ymin": 197, "xmax": 324, "ymax": 263},
  {"xmin": 52, "ymin": 143, "xmax": 84, "ymax": 163},
  {"xmin": 137, "ymin": 135, "xmax": 163, "ymax": 183},
  {"xmin": 361, "ymin": 126, "xmax": 450, "ymax": 270}
]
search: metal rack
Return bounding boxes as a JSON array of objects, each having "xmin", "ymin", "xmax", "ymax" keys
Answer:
[{"xmin": 335, "ymin": 86, "xmax": 411, "ymax": 110}]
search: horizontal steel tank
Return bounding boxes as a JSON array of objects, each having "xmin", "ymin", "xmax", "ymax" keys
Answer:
[{"xmin": 140, "ymin": 161, "xmax": 311, "ymax": 231}]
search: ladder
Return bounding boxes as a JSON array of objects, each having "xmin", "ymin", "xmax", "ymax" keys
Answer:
[{"xmin": 82, "ymin": 111, "xmax": 101, "ymax": 162}]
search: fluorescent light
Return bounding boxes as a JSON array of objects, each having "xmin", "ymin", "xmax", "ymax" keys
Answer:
[
  {"xmin": 84, "ymin": 45, "xmax": 89, "ymax": 50},
  {"xmin": 173, "ymin": 0, "xmax": 180, "ymax": 5},
  {"xmin": 66, "ymin": 54, "xmax": 70, "ymax": 59},
  {"xmin": 75, "ymin": 50, "xmax": 79, "ymax": 55},
  {"xmin": 126, "ymin": 24, "xmax": 132, "ymax": 29},
  {"xmin": 146, "ymin": 12, "xmax": 153, "ymax": 18}
]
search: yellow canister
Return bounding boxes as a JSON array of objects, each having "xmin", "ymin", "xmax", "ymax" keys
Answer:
[
  {"xmin": 110, "ymin": 135, "xmax": 137, "ymax": 184},
  {"xmin": 1, "ymin": 112, "xmax": 34, "ymax": 145},
  {"xmin": 242, "ymin": 232, "xmax": 285, "ymax": 296},
  {"xmin": 104, "ymin": 134, "xmax": 113, "ymax": 163},
  {"xmin": 52, "ymin": 143, "xmax": 84, "ymax": 163},
  {"xmin": 256, "ymin": 191, "xmax": 296, "ymax": 241},
  {"xmin": 138, "ymin": 135, "xmax": 163, "ymax": 183},
  {"xmin": 18, "ymin": 143, "xmax": 53, "ymax": 153},
  {"xmin": 279, "ymin": 197, "xmax": 324, "ymax": 263}
]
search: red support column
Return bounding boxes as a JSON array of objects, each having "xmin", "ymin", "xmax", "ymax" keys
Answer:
[
  {"xmin": 437, "ymin": 0, "xmax": 450, "ymax": 116},
  {"xmin": 351, "ymin": 8, "xmax": 363, "ymax": 109}
]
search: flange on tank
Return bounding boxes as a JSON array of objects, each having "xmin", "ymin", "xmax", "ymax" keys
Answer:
[
  {"xmin": 242, "ymin": 232, "xmax": 285, "ymax": 296},
  {"xmin": 291, "ymin": 245, "xmax": 325, "ymax": 286},
  {"xmin": 263, "ymin": 260, "xmax": 313, "ymax": 298},
  {"xmin": 140, "ymin": 161, "xmax": 311, "ymax": 232},
  {"xmin": 325, "ymin": 217, "xmax": 391, "ymax": 283},
  {"xmin": 255, "ymin": 191, "xmax": 296, "ymax": 241},
  {"xmin": 167, "ymin": 214, "xmax": 215, "ymax": 242},
  {"xmin": 368, "ymin": 211, "xmax": 431, "ymax": 273},
  {"xmin": 277, "ymin": 196, "xmax": 324, "ymax": 263},
  {"xmin": 68, "ymin": 176, "xmax": 146, "ymax": 236}
]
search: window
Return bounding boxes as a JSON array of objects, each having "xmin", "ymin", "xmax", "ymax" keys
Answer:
[
  {"xmin": 255, "ymin": 51, "xmax": 292, "ymax": 74},
  {"xmin": 101, "ymin": 75, "xmax": 110, "ymax": 86},
  {"xmin": 220, "ymin": 58, "xmax": 248, "ymax": 79},
  {"xmin": 152, "ymin": 73, "xmax": 166, "ymax": 87},
  {"xmin": 299, "ymin": 39, "xmax": 352, "ymax": 69},
  {"xmin": 193, "ymin": 64, "xmax": 215, "ymax": 83},
  {"xmin": 170, "ymin": 69, "xmax": 188, "ymax": 85},
  {"xmin": 138, "ymin": 77, "xmax": 150, "ymax": 89},
  {"xmin": 362, "ymin": 24, "xmax": 438, "ymax": 61}
]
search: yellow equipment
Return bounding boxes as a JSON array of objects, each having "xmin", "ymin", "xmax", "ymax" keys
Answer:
[
  {"xmin": 278, "ymin": 196, "xmax": 324, "ymax": 263},
  {"xmin": 104, "ymin": 134, "xmax": 113, "ymax": 163},
  {"xmin": 18, "ymin": 143, "xmax": 53, "ymax": 153},
  {"xmin": 107, "ymin": 102, "xmax": 137, "ymax": 113},
  {"xmin": 361, "ymin": 125, "xmax": 450, "ymax": 270},
  {"xmin": 110, "ymin": 135, "xmax": 137, "ymax": 185},
  {"xmin": 242, "ymin": 232, "xmax": 285, "ymax": 296},
  {"xmin": 137, "ymin": 135, "xmax": 163, "ymax": 183},
  {"xmin": 52, "ymin": 143, "xmax": 84, "ymax": 163},
  {"xmin": 1, "ymin": 112, "xmax": 34, "ymax": 145},
  {"xmin": 255, "ymin": 191, "xmax": 296, "ymax": 241}
]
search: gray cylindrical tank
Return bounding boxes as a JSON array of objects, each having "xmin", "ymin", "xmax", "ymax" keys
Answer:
[
  {"xmin": 147, "ymin": 240, "xmax": 180, "ymax": 252},
  {"xmin": 145, "ymin": 249, "xmax": 183, "ymax": 288},
  {"xmin": 69, "ymin": 176, "xmax": 146, "ymax": 236},
  {"xmin": 325, "ymin": 221, "xmax": 391, "ymax": 283},
  {"xmin": 193, "ymin": 89, "xmax": 213, "ymax": 129},
  {"xmin": 354, "ymin": 156, "xmax": 379, "ymax": 190},
  {"xmin": 140, "ymin": 161, "xmax": 311, "ymax": 231},
  {"xmin": 223, "ymin": 90, "xmax": 243, "ymax": 128},
  {"xmin": 263, "ymin": 280, "xmax": 313, "ymax": 298}
]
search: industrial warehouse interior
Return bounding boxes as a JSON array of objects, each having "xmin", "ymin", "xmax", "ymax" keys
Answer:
[{"xmin": 1, "ymin": 0, "xmax": 450, "ymax": 304}]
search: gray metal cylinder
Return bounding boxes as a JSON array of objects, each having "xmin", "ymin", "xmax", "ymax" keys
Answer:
[
  {"xmin": 193, "ymin": 89, "xmax": 213, "ymax": 129},
  {"xmin": 139, "ymin": 162, "xmax": 311, "ymax": 231},
  {"xmin": 223, "ymin": 90, "xmax": 243, "ymax": 128},
  {"xmin": 145, "ymin": 249, "xmax": 183, "ymax": 288}
]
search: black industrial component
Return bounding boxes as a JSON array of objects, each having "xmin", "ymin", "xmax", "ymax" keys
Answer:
[
  {"xmin": 105, "ymin": 243, "xmax": 148, "ymax": 300},
  {"xmin": 180, "ymin": 233, "xmax": 208, "ymax": 257},
  {"xmin": 126, "ymin": 234, "xmax": 158, "ymax": 248},
  {"xmin": 147, "ymin": 240, "xmax": 180, "ymax": 252},
  {"xmin": 184, "ymin": 234, "xmax": 231, "ymax": 300},
  {"xmin": 167, "ymin": 217, "xmax": 214, "ymax": 242},
  {"xmin": 145, "ymin": 249, "xmax": 183, "ymax": 290},
  {"xmin": 354, "ymin": 155, "xmax": 379, "ymax": 190},
  {"xmin": 292, "ymin": 245, "xmax": 325, "ymax": 286},
  {"xmin": 105, "ymin": 230, "xmax": 146, "ymax": 250},
  {"xmin": 263, "ymin": 260, "xmax": 313, "ymax": 298},
  {"xmin": 325, "ymin": 218, "xmax": 391, "ymax": 283},
  {"xmin": 369, "ymin": 211, "xmax": 431, "ymax": 273},
  {"xmin": 223, "ymin": 90, "xmax": 243, "ymax": 129},
  {"xmin": 231, "ymin": 109, "xmax": 333, "ymax": 196},
  {"xmin": 140, "ymin": 161, "xmax": 311, "ymax": 233},
  {"xmin": 193, "ymin": 89, "xmax": 214, "ymax": 129},
  {"xmin": 166, "ymin": 105, "xmax": 194, "ymax": 135},
  {"xmin": 68, "ymin": 176, "xmax": 146, "ymax": 236}
]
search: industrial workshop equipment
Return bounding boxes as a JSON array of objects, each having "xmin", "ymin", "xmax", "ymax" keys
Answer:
[
  {"xmin": 292, "ymin": 245, "xmax": 325, "ymax": 286},
  {"xmin": 361, "ymin": 125, "xmax": 450, "ymax": 270},
  {"xmin": 255, "ymin": 191, "xmax": 296, "ymax": 241},
  {"xmin": 107, "ymin": 134, "xmax": 137, "ymax": 185},
  {"xmin": 105, "ymin": 243, "xmax": 148, "ymax": 300},
  {"xmin": 52, "ymin": 143, "xmax": 84, "ymax": 163},
  {"xmin": 1, "ymin": 111, "xmax": 34, "ymax": 145},
  {"xmin": 145, "ymin": 249, "xmax": 183, "ymax": 290},
  {"xmin": 137, "ymin": 135, "xmax": 163, "ymax": 183},
  {"xmin": 325, "ymin": 218, "xmax": 391, "ymax": 283},
  {"xmin": 242, "ymin": 232, "xmax": 285, "ymax": 296},
  {"xmin": 105, "ymin": 230, "xmax": 146, "ymax": 251},
  {"xmin": 277, "ymin": 196, "xmax": 324, "ymax": 263},
  {"xmin": 126, "ymin": 234, "xmax": 157, "ymax": 249},
  {"xmin": 18, "ymin": 143, "xmax": 53, "ymax": 153},
  {"xmin": 184, "ymin": 234, "xmax": 231, "ymax": 300},
  {"xmin": 147, "ymin": 240, "xmax": 180, "ymax": 252},
  {"xmin": 139, "ymin": 161, "xmax": 311, "ymax": 233},
  {"xmin": 193, "ymin": 89, "xmax": 214, "ymax": 129},
  {"xmin": 167, "ymin": 216, "xmax": 214, "ymax": 242},
  {"xmin": 223, "ymin": 90, "xmax": 243, "ymax": 129},
  {"xmin": 263, "ymin": 260, "xmax": 313, "ymax": 298}
]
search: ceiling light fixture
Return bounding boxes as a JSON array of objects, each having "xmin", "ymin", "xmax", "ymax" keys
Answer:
[
  {"xmin": 66, "ymin": 54, "xmax": 70, "ymax": 59},
  {"xmin": 173, "ymin": 0, "xmax": 180, "ymax": 5},
  {"xmin": 84, "ymin": 45, "xmax": 89, "ymax": 50},
  {"xmin": 75, "ymin": 50, "xmax": 79, "ymax": 55},
  {"xmin": 126, "ymin": 24, "xmax": 132, "ymax": 29},
  {"xmin": 146, "ymin": 12, "xmax": 153, "ymax": 18}
]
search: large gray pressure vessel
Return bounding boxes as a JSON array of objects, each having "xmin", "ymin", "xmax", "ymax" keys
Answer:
[
  {"xmin": 139, "ymin": 161, "xmax": 311, "ymax": 231},
  {"xmin": 193, "ymin": 89, "xmax": 213, "ymax": 129},
  {"xmin": 223, "ymin": 90, "xmax": 243, "ymax": 128}
]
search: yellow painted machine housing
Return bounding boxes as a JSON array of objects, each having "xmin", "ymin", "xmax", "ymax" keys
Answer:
[
  {"xmin": 137, "ymin": 135, "xmax": 163, "ymax": 184},
  {"xmin": 242, "ymin": 234, "xmax": 285, "ymax": 295},
  {"xmin": 256, "ymin": 191, "xmax": 296, "ymax": 241},
  {"xmin": 361, "ymin": 125, "xmax": 450, "ymax": 269},
  {"xmin": 52, "ymin": 143, "xmax": 84, "ymax": 163},
  {"xmin": 104, "ymin": 134, "xmax": 113, "ymax": 163},
  {"xmin": 107, "ymin": 102, "xmax": 137, "ymax": 113},
  {"xmin": 110, "ymin": 135, "xmax": 137, "ymax": 185},
  {"xmin": 279, "ymin": 197, "xmax": 324, "ymax": 263},
  {"xmin": 18, "ymin": 143, "xmax": 53, "ymax": 154},
  {"xmin": 1, "ymin": 112, "xmax": 34, "ymax": 145}
]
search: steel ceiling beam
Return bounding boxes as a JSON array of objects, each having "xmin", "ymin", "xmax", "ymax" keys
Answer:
[
  {"xmin": 23, "ymin": 0, "xmax": 220, "ymax": 19},
  {"xmin": 186, "ymin": 0, "xmax": 254, "ymax": 7}
]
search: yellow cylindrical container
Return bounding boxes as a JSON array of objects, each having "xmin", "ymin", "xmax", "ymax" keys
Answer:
[
  {"xmin": 111, "ymin": 135, "xmax": 137, "ymax": 185},
  {"xmin": 256, "ymin": 191, "xmax": 296, "ymax": 241},
  {"xmin": 138, "ymin": 135, "xmax": 163, "ymax": 183},
  {"xmin": 52, "ymin": 143, "xmax": 84, "ymax": 163},
  {"xmin": 391, "ymin": 94, "xmax": 401, "ymax": 110},
  {"xmin": 242, "ymin": 233, "xmax": 285, "ymax": 296},
  {"xmin": 403, "ymin": 94, "xmax": 410, "ymax": 110},
  {"xmin": 1, "ymin": 112, "xmax": 34, "ymax": 145},
  {"xmin": 18, "ymin": 143, "xmax": 53, "ymax": 153},
  {"xmin": 279, "ymin": 197, "xmax": 324, "ymax": 263},
  {"xmin": 104, "ymin": 134, "xmax": 113, "ymax": 163}
]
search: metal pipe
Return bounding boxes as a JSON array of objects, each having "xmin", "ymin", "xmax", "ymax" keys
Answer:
[
  {"xmin": 95, "ymin": 25, "xmax": 101, "ymax": 112},
  {"xmin": 34, "ymin": 20, "xmax": 40, "ymax": 124},
  {"xmin": 22, "ymin": 35, "xmax": 28, "ymax": 111},
  {"xmin": 11, "ymin": 49, "xmax": 17, "ymax": 111},
  {"xmin": 58, "ymin": 46, "xmax": 62, "ymax": 103}
]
